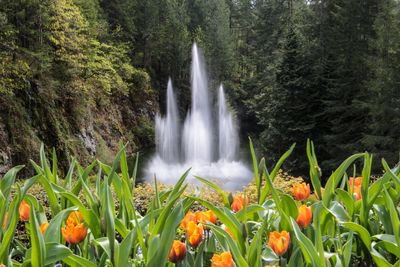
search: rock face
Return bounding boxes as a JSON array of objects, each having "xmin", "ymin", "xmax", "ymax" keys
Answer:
[{"xmin": 0, "ymin": 72, "xmax": 157, "ymax": 176}]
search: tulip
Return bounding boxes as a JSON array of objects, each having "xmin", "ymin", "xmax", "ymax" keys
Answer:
[
  {"xmin": 211, "ymin": 251, "xmax": 234, "ymax": 267},
  {"xmin": 61, "ymin": 211, "xmax": 87, "ymax": 244},
  {"xmin": 62, "ymin": 222, "xmax": 87, "ymax": 244},
  {"xmin": 349, "ymin": 177, "xmax": 362, "ymax": 200},
  {"xmin": 186, "ymin": 221, "xmax": 203, "ymax": 248},
  {"xmin": 196, "ymin": 210, "xmax": 217, "ymax": 224},
  {"xmin": 292, "ymin": 183, "xmax": 310, "ymax": 201},
  {"xmin": 66, "ymin": 211, "xmax": 84, "ymax": 225},
  {"xmin": 349, "ymin": 176, "xmax": 362, "ymax": 187},
  {"xmin": 296, "ymin": 205, "xmax": 312, "ymax": 228},
  {"xmin": 350, "ymin": 185, "xmax": 362, "ymax": 200},
  {"xmin": 0, "ymin": 263, "xmax": 5, "ymax": 267},
  {"xmin": 40, "ymin": 222, "xmax": 49, "ymax": 234},
  {"xmin": 168, "ymin": 240, "xmax": 186, "ymax": 263},
  {"xmin": 19, "ymin": 200, "xmax": 30, "ymax": 221},
  {"xmin": 2, "ymin": 212, "xmax": 8, "ymax": 229},
  {"xmin": 180, "ymin": 211, "xmax": 197, "ymax": 229},
  {"xmin": 231, "ymin": 194, "xmax": 248, "ymax": 212},
  {"xmin": 268, "ymin": 231, "xmax": 290, "ymax": 256}
]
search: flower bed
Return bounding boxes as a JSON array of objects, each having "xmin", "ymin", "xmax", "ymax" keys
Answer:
[{"xmin": 0, "ymin": 140, "xmax": 399, "ymax": 266}]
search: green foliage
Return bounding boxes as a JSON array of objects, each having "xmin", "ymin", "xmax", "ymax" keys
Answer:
[{"xmin": 1, "ymin": 141, "xmax": 400, "ymax": 266}]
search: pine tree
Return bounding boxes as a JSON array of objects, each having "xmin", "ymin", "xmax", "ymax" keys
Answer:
[
  {"xmin": 262, "ymin": 24, "xmax": 317, "ymax": 174},
  {"xmin": 363, "ymin": 0, "xmax": 400, "ymax": 166},
  {"xmin": 318, "ymin": 0, "xmax": 378, "ymax": 170}
]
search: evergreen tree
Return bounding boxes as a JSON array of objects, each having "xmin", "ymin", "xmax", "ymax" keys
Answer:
[
  {"xmin": 262, "ymin": 25, "xmax": 317, "ymax": 174},
  {"xmin": 320, "ymin": 0, "xmax": 379, "ymax": 170},
  {"xmin": 363, "ymin": 0, "xmax": 400, "ymax": 166}
]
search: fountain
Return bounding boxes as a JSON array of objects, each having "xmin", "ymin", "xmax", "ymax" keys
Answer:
[{"xmin": 145, "ymin": 43, "xmax": 252, "ymax": 190}]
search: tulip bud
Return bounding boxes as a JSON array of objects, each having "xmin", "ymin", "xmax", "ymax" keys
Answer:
[
  {"xmin": 19, "ymin": 200, "xmax": 30, "ymax": 222},
  {"xmin": 40, "ymin": 222, "xmax": 49, "ymax": 234},
  {"xmin": 168, "ymin": 240, "xmax": 186, "ymax": 263},
  {"xmin": 296, "ymin": 205, "xmax": 312, "ymax": 228},
  {"xmin": 186, "ymin": 221, "xmax": 203, "ymax": 248}
]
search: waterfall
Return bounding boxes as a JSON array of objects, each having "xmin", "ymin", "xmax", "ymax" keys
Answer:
[
  {"xmin": 218, "ymin": 85, "xmax": 238, "ymax": 161},
  {"xmin": 146, "ymin": 43, "xmax": 252, "ymax": 190},
  {"xmin": 182, "ymin": 44, "xmax": 213, "ymax": 163},
  {"xmin": 155, "ymin": 78, "xmax": 180, "ymax": 163}
]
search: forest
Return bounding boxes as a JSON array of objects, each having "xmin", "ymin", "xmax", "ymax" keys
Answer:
[
  {"xmin": 1, "ymin": 1, "xmax": 400, "ymax": 267},
  {"xmin": 0, "ymin": 0, "xmax": 399, "ymax": 176}
]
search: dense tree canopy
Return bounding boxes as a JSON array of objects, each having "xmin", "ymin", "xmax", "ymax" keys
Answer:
[{"xmin": 0, "ymin": 0, "xmax": 399, "ymax": 175}]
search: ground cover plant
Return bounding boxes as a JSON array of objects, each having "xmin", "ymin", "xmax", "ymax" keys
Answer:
[{"xmin": 0, "ymin": 140, "xmax": 399, "ymax": 267}]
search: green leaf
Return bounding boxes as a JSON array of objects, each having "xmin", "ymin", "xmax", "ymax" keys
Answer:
[
  {"xmin": 307, "ymin": 139, "xmax": 322, "ymax": 200},
  {"xmin": 194, "ymin": 175, "xmax": 230, "ymax": 208},
  {"xmin": 63, "ymin": 254, "xmax": 97, "ymax": 267},
  {"xmin": 44, "ymin": 207, "xmax": 77, "ymax": 243},
  {"xmin": 383, "ymin": 187, "xmax": 400, "ymax": 247},
  {"xmin": 341, "ymin": 222, "xmax": 371, "ymax": 248},
  {"xmin": 103, "ymin": 176, "xmax": 116, "ymax": 265},
  {"xmin": 149, "ymin": 202, "xmax": 184, "ymax": 266},
  {"xmin": 290, "ymin": 218, "xmax": 323, "ymax": 267},
  {"xmin": 323, "ymin": 153, "xmax": 364, "ymax": 206},
  {"xmin": 28, "ymin": 200, "xmax": 46, "ymax": 267},
  {"xmin": 207, "ymin": 224, "xmax": 249, "ymax": 267},
  {"xmin": 335, "ymin": 189, "xmax": 354, "ymax": 218},
  {"xmin": 270, "ymin": 143, "xmax": 295, "ymax": 182},
  {"xmin": 0, "ymin": 165, "xmax": 24, "ymax": 198},
  {"xmin": 249, "ymin": 137, "xmax": 260, "ymax": 202},
  {"xmin": 371, "ymin": 243, "xmax": 392, "ymax": 267},
  {"xmin": 116, "ymin": 230, "xmax": 135, "ymax": 267}
]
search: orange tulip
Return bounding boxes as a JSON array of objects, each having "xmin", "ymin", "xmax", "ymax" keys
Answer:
[
  {"xmin": 0, "ymin": 263, "xmax": 6, "ymax": 267},
  {"xmin": 268, "ymin": 231, "xmax": 290, "ymax": 256},
  {"xmin": 349, "ymin": 177, "xmax": 362, "ymax": 200},
  {"xmin": 292, "ymin": 183, "xmax": 310, "ymax": 201},
  {"xmin": 296, "ymin": 205, "xmax": 312, "ymax": 228},
  {"xmin": 186, "ymin": 221, "xmax": 203, "ymax": 248},
  {"xmin": 61, "ymin": 211, "xmax": 87, "ymax": 244},
  {"xmin": 196, "ymin": 210, "xmax": 217, "ymax": 224},
  {"xmin": 349, "ymin": 176, "xmax": 362, "ymax": 187},
  {"xmin": 2, "ymin": 212, "xmax": 8, "ymax": 229},
  {"xmin": 66, "ymin": 211, "xmax": 84, "ymax": 225},
  {"xmin": 40, "ymin": 222, "xmax": 49, "ymax": 234},
  {"xmin": 168, "ymin": 240, "xmax": 186, "ymax": 263},
  {"xmin": 211, "ymin": 251, "xmax": 234, "ymax": 267},
  {"xmin": 231, "ymin": 194, "xmax": 248, "ymax": 212},
  {"xmin": 19, "ymin": 200, "xmax": 30, "ymax": 221},
  {"xmin": 350, "ymin": 185, "xmax": 362, "ymax": 200},
  {"xmin": 180, "ymin": 211, "xmax": 197, "ymax": 229}
]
